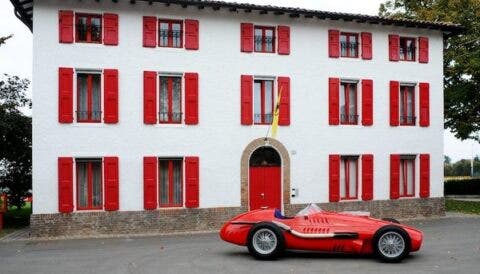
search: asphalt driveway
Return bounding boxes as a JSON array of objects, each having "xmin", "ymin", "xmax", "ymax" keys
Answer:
[{"xmin": 0, "ymin": 215, "xmax": 479, "ymax": 274}]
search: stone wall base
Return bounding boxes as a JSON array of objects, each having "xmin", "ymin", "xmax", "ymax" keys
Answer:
[{"xmin": 30, "ymin": 198, "xmax": 444, "ymax": 238}]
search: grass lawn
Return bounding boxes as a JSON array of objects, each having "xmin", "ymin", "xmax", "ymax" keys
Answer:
[{"xmin": 446, "ymin": 199, "xmax": 480, "ymax": 215}]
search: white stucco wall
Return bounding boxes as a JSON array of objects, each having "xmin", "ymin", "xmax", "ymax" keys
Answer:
[{"xmin": 32, "ymin": 0, "xmax": 444, "ymax": 214}]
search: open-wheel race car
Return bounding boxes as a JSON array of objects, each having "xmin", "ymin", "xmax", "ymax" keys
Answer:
[{"xmin": 220, "ymin": 204, "xmax": 423, "ymax": 262}]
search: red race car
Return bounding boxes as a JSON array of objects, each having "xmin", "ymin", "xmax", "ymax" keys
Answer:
[{"xmin": 220, "ymin": 204, "xmax": 423, "ymax": 262}]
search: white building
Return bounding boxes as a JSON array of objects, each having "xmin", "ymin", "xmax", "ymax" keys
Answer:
[{"xmin": 11, "ymin": 0, "xmax": 461, "ymax": 236}]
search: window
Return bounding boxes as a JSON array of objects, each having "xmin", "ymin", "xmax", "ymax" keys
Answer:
[
  {"xmin": 400, "ymin": 85, "xmax": 415, "ymax": 125},
  {"xmin": 159, "ymin": 158, "xmax": 183, "ymax": 207},
  {"xmin": 158, "ymin": 20, "xmax": 183, "ymax": 48},
  {"xmin": 340, "ymin": 82, "xmax": 358, "ymax": 125},
  {"xmin": 253, "ymin": 79, "xmax": 274, "ymax": 124},
  {"xmin": 340, "ymin": 156, "xmax": 358, "ymax": 200},
  {"xmin": 254, "ymin": 26, "xmax": 275, "ymax": 53},
  {"xmin": 77, "ymin": 73, "xmax": 101, "ymax": 123},
  {"xmin": 159, "ymin": 76, "xmax": 182, "ymax": 123},
  {"xmin": 340, "ymin": 33, "xmax": 358, "ymax": 58},
  {"xmin": 76, "ymin": 159, "xmax": 102, "ymax": 210},
  {"xmin": 399, "ymin": 157, "xmax": 415, "ymax": 197},
  {"xmin": 400, "ymin": 37, "xmax": 416, "ymax": 61},
  {"xmin": 76, "ymin": 13, "xmax": 102, "ymax": 43}
]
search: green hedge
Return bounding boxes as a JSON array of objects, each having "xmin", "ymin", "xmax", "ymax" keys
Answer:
[{"xmin": 444, "ymin": 178, "xmax": 480, "ymax": 195}]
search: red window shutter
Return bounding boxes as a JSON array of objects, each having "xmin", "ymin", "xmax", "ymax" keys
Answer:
[
  {"xmin": 241, "ymin": 23, "xmax": 254, "ymax": 52},
  {"xmin": 59, "ymin": 10, "xmax": 74, "ymax": 43},
  {"xmin": 143, "ymin": 16, "xmax": 157, "ymax": 47},
  {"xmin": 103, "ymin": 69, "xmax": 119, "ymax": 124},
  {"xmin": 389, "ymin": 81, "xmax": 400, "ymax": 126},
  {"xmin": 390, "ymin": 154, "xmax": 400, "ymax": 199},
  {"xmin": 104, "ymin": 157, "xmax": 119, "ymax": 211},
  {"xmin": 58, "ymin": 67, "xmax": 74, "ymax": 123},
  {"xmin": 389, "ymin": 34, "xmax": 400, "ymax": 61},
  {"xmin": 419, "ymin": 154, "xmax": 430, "ymax": 198},
  {"xmin": 277, "ymin": 25, "xmax": 290, "ymax": 55},
  {"xmin": 419, "ymin": 82, "xmax": 430, "ymax": 127},
  {"xmin": 361, "ymin": 79, "xmax": 373, "ymax": 126},
  {"xmin": 329, "ymin": 155, "xmax": 340, "ymax": 202},
  {"xmin": 185, "ymin": 19, "xmax": 199, "ymax": 50},
  {"xmin": 143, "ymin": 157, "xmax": 158, "ymax": 210},
  {"xmin": 185, "ymin": 156, "xmax": 200, "ymax": 208},
  {"xmin": 362, "ymin": 154, "xmax": 374, "ymax": 201},
  {"xmin": 328, "ymin": 77, "xmax": 340, "ymax": 125},
  {"xmin": 418, "ymin": 37, "xmax": 429, "ymax": 63},
  {"xmin": 185, "ymin": 72, "xmax": 199, "ymax": 124},
  {"xmin": 241, "ymin": 75, "xmax": 253, "ymax": 125},
  {"xmin": 328, "ymin": 30, "xmax": 340, "ymax": 58},
  {"xmin": 103, "ymin": 13, "xmax": 119, "ymax": 46},
  {"xmin": 361, "ymin": 32, "xmax": 372, "ymax": 60},
  {"xmin": 143, "ymin": 71, "xmax": 157, "ymax": 124},
  {"xmin": 58, "ymin": 157, "xmax": 73, "ymax": 213},
  {"xmin": 277, "ymin": 76, "xmax": 290, "ymax": 126}
]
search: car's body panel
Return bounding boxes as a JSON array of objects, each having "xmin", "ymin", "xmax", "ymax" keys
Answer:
[{"xmin": 220, "ymin": 208, "xmax": 423, "ymax": 255}]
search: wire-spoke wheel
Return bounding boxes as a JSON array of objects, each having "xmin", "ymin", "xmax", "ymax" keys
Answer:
[
  {"xmin": 378, "ymin": 231, "xmax": 405, "ymax": 258},
  {"xmin": 247, "ymin": 222, "xmax": 285, "ymax": 260},
  {"xmin": 252, "ymin": 228, "xmax": 278, "ymax": 254},
  {"xmin": 373, "ymin": 225, "xmax": 410, "ymax": 263}
]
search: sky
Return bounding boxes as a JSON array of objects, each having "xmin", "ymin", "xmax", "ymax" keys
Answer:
[{"xmin": 0, "ymin": 0, "xmax": 478, "ymax": 162}]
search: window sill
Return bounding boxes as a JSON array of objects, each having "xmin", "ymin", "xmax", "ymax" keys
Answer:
[
  {"xmin": 74, "ymin": 209, "xmax": 104, "ymax": 212},
  {"xmin": 145, "ymin": 46, "xmax": 188, "ymax": 53},
  {"xmin": 398, "ymin": 196, "xmax": 416, "ymax": 199},
  {"xmin": 150, "ymin": 123, "xmax": 187, "ymax": 128},
  {"xmin": 66, "ymin": 43, "xmax": 106, "ymax": 49},
  {"xmin": 157, "ymin": 207, "xmax": 186, "ymax": 211},
  {"xmin": 69, "ymin": 123, "xmax": 108, "ymax": 128},
  {"xmin": 339, "ymin": 198, "xmax": 359, "ymax": 202}
]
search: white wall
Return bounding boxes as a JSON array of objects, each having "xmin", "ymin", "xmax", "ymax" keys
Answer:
[{"xmin": 32, "ymin": 0, "xmax": 444, "ymax": 214}]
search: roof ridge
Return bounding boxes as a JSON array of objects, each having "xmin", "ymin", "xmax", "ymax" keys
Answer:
[{"xmin": 9, "ymin": 0, "xmax": 464, "ymax": 33}]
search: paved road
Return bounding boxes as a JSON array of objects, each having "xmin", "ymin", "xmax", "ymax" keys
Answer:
[{"xmin": 0, "ymin": 216, "xmax": 479, "ymax": 274}]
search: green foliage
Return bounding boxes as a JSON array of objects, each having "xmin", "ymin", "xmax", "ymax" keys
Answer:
[
  {"xmin": 4, "ymin": 202, "xmax": 31, "ymax": 228},
  {"xmin": 444, "ymin": 157, "xmax": 480, "ymax": 176},
  {"xmin": 446, "ymin": 199, "xmax": 480, "ymax": 214},
  {"xmin": 444, "ymin": 178, "xmax": 480, "ymax": 194},
  {"xmin": 444, "ymin": 155, "xmax": 452, "ymax": 164},
  {"xmin": 0, "ymin": 74, "xmax": 32, "ymax": 210},
  {"xmin": 379, "ymin": 0, "xmax": 480, "ymax": 142}
]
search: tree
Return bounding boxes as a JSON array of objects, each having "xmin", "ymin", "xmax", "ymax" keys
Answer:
[
  {"xmin": 444, "ymin": 155, "xmax": 452, "ymax": 164},
  {"xmin": 0, "ymin": 34, "xmax": 13, "ymax": 47},
  {"xmin": 0, "ymin": 74, "xmax": 31, "ymax": 210},
  {"xmin": 379, "ymin": 0, "xmax": 480, "ymax": 142}
]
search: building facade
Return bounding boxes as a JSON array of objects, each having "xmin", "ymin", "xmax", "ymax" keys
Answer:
[{"xmin": 18, "ymin": 0, "xmax": 461, "ymax": 236}]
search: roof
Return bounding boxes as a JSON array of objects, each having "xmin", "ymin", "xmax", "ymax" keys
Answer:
[{"xmin": 11, "ymin": 0, "xmax": 463, "ymax": 34}]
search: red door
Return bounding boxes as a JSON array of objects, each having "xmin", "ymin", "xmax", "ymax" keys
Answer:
[{"xmin": 249, "ymin": 166, "xmax": 281, "ymax": 210}]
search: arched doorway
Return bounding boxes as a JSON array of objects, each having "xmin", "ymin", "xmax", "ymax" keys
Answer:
[{"xmin": 249, "ymin": 146, "xmax": 281, "ymax": 210}]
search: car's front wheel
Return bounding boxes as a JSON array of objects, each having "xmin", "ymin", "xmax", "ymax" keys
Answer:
[
  {"xmin": 373, "ymin": 225, "xmax": 410, "ymax": 263},
  {"xmin": 247, "ymin": 222, "xmax": 285, "ymax": 260}
]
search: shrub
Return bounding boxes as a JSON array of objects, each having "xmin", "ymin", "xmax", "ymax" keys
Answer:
[{"xmin": 444, "ymin": 178, "xmax": 480, "ymax": 195}]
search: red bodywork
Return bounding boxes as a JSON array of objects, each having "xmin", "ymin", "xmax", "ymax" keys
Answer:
[{"xmin": 220, "ymin": 209, "xmax": 422, "ymax": 255}]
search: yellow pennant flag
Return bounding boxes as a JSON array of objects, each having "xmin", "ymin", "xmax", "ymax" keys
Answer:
[{"xmin": 270, "ymin": 86, "xmax": 283, "ymax": 139}]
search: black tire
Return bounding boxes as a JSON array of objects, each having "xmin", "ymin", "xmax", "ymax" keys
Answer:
[
  {"xmin": 247, "ymin": 222, "xmax": 285, "ymax": 260},
  {"xmin": 382, "ymin": 218, "xmax": 400, "ymax": 224},
  {"xmin": 372, "ymin": 225, "xmax": 411, "ymax": 263}
]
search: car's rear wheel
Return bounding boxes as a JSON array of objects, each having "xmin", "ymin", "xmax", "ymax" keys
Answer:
[
  {"xmin": 247, "ymin": 222, "xmax": 285, "ymax": 260},
  {"xmin": 373, "ymin": 225, "xmax": 410, "ymax": 263}
]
